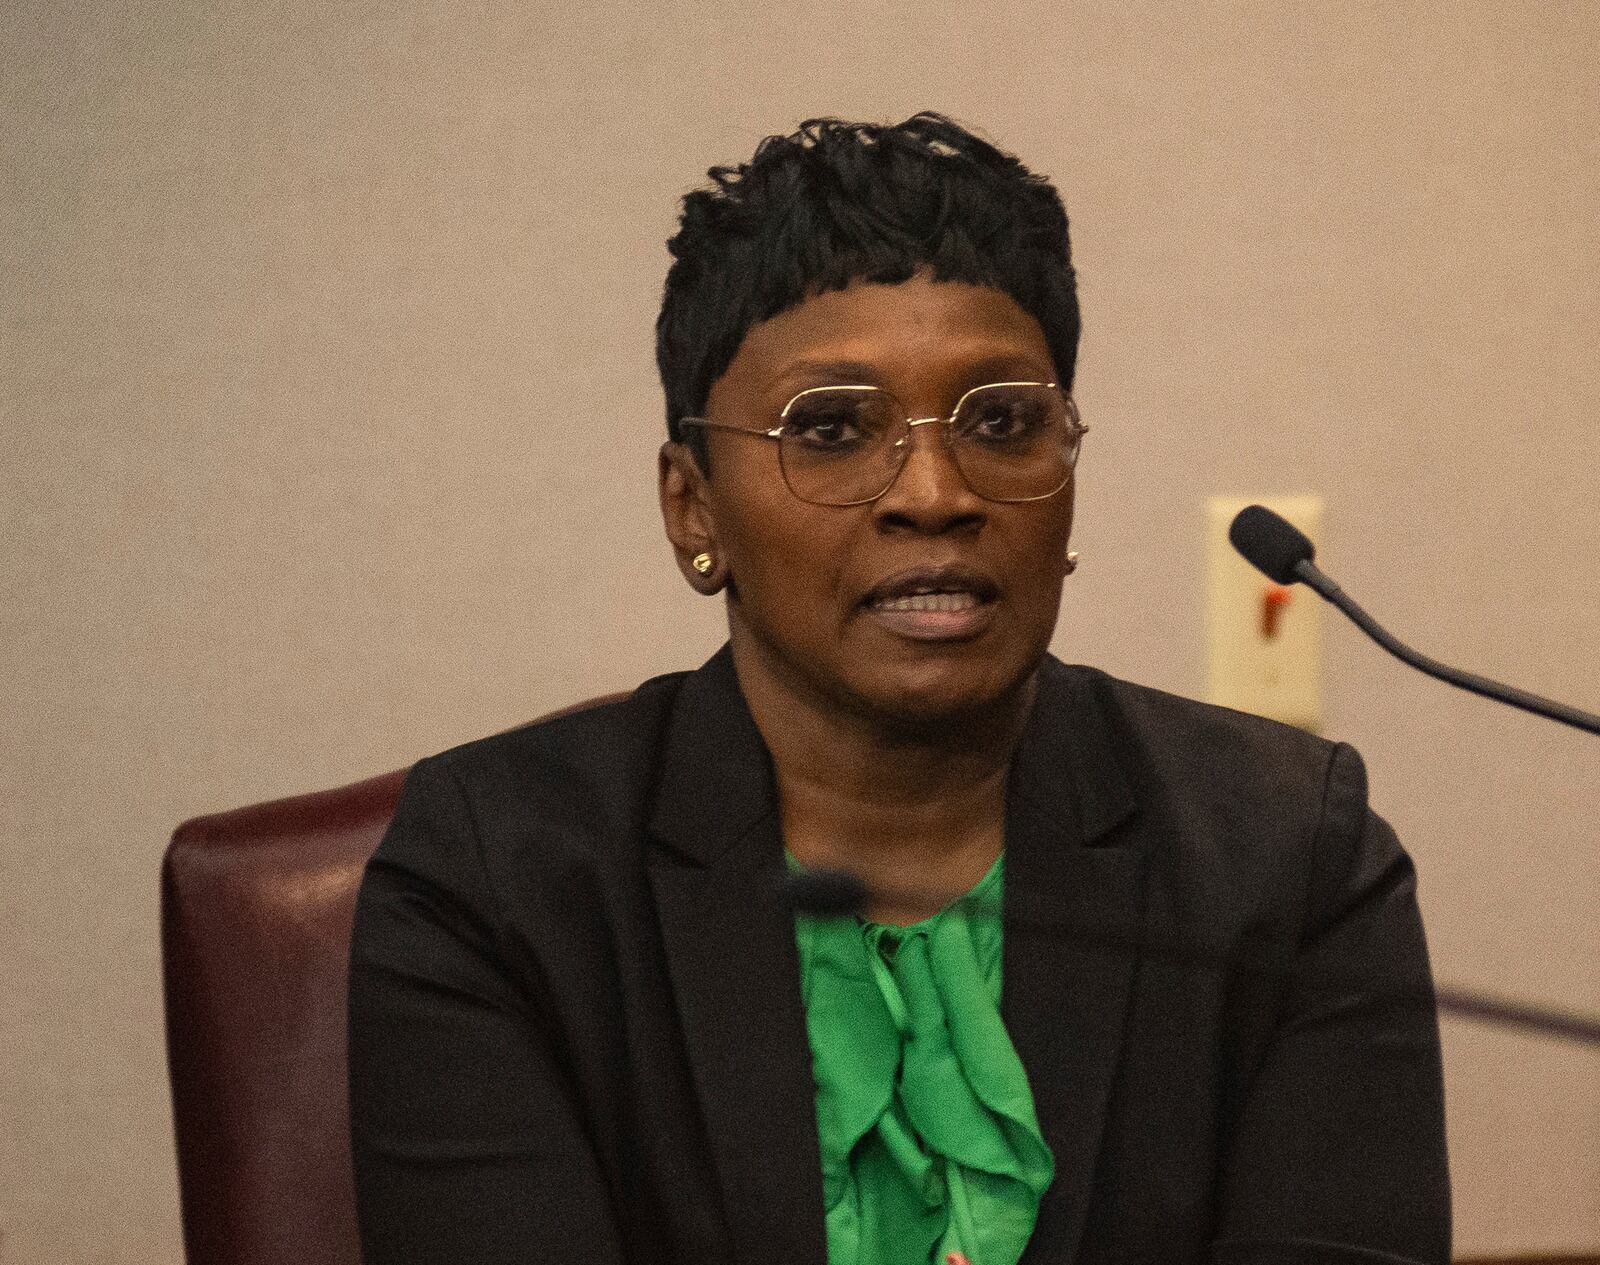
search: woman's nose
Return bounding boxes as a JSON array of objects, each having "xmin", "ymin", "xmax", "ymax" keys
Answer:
[{"xmin": 872, "ymin": 420, "xmax": 986, "ymax": 531}]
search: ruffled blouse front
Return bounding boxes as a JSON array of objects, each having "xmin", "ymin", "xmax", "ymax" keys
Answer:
[{"xmin": 793, "ymin": 856, "xmax": 1054, "ymax": 1265}]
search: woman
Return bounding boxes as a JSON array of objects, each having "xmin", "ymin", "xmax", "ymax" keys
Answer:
[{"xmin": 349, "ymin": 114, "xmax": 1449, "ymax": 1265}]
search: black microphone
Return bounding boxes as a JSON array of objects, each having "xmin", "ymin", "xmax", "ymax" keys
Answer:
[
  {"xmin": 783, "ymin": 868, "xmax": 873, "ymax": 919},
  {"xmin": 782, "ymin": 867, "xmax": 1600, "ymax": 1048},
  {"xmin": 1229, "ymin": 504, "xmax": 1600, "ymax": 736}
]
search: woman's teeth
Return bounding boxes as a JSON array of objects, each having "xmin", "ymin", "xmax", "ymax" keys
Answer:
[{"xmin": 875, "ymin": 591, "xmax": 980, "ymax": 612}]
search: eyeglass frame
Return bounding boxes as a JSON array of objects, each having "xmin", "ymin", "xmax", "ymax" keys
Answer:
[{"xmin": 677, "ymin": 380, "xmax": 1089, "ymax": 507}]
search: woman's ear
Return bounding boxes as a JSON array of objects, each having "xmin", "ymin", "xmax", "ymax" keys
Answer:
[{"xmin": 658, "ymin": 442, "xmax": 726, "ymax": 594}]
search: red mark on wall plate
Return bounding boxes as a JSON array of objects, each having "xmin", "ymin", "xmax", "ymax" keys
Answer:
[{"xmin": 1261, "ymin": 585, "xmax": 1294, "ymax": 640}]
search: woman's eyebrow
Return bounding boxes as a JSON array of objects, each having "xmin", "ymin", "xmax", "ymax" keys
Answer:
[
  {"xmin": 765, "ymin": 359, "xmax": 884, "ymax": 392},
  {"xmin": 765, "ymin": 352, "xmax": 1053, "ymax": 397},
  {"xmin": 957, "ymin": 351, "xmax": 1057, "ymax": 381}
]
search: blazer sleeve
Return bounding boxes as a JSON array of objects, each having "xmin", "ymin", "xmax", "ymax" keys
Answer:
[
  {"xmin": 348, "ymin": 755, "xmax": 626, "ymax": 1265},
  {"xmin": 1209, "ymin": 742, "xmax": 1451, "ymax": 1265}
]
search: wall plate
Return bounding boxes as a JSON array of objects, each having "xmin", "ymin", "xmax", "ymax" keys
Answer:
[{"xmin": 1205, "ymin": 495, "xmax": 1323, "ymax": 730}]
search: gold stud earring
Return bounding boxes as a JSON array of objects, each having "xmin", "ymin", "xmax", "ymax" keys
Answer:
[
  {"xmin": 692, "ymin": 552, "xmax": 714, "ymax": 576},
  {"xmin": 1064, "ymin": 550, "xmax": 1080, "ymax": 575}
]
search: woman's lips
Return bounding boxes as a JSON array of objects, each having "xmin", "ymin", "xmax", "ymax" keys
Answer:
[{"xmin": 864, "ymin": 586, "xmax": 996, "ymax": 641}]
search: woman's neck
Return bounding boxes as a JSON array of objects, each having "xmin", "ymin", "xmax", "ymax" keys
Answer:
[{"xmin": 728, "ymin": 633, "xmax": 1036, "ymax": 922}]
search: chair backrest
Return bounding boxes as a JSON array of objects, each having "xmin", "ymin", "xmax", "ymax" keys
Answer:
[
  {"xmin": 162, "ymin": 698, "xmax": 621, "ymax": 1265},
  {"xmin": 163, "ymin": 766, "xmax": 404, "ymax": 1265}
]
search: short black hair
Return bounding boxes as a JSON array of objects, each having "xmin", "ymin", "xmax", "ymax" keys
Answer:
[{"xmin": 656, "ymin": 112, "xmax": 1080, "ymax": 464}]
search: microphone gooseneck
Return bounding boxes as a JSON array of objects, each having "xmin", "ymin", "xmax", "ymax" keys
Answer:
[{"xmin": 1229, "ymin": 505, "xmax": 1600, "ymax": 737}]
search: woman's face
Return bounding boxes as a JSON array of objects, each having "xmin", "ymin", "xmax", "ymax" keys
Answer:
[{"xmin": 662, "ymin": 274, "xmax": 1077, "ymax": 729}]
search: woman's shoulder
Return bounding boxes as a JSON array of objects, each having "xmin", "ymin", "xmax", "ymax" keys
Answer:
[
  {"xmin": 395, "ymin": 668, "xmax": 695, "ymax": 861},
  {"xmin": 1039, "ymin": 662, "xmax": 1399, "ymax": 939},
  {"xmin": 1038, "ymin": 659, "xmax": 1378, "ymax": 870},
  {"xmin": 1046, "ymin": 658, "xmax": 1350, "ymax": 788}
]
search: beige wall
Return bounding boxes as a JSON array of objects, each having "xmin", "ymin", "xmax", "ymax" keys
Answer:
[{"xmin": 3, "ymin": 2, "xmax": 1597, "ymax": 1260}]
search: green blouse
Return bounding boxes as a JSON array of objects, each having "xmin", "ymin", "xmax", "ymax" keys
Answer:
[{"xmin": 792, "ymin": 855, "xmax": 1054, "ymax": 1265}]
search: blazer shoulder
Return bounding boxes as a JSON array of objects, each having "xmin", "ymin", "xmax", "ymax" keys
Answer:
[
  {"xmin": 1045, "ymin": 665, "xmax": 1391, "ymax": 950},
  {"xmin": 1056, "ymin": 661, "xmax": 1349, "ymax": 803},
  {"xmin": 1045, "ymin": 662, "xmax": 1379, "ymax": 896},
  {"xmin": 413, "ymin": 669, "xmax": 691, "ymax": 853}
]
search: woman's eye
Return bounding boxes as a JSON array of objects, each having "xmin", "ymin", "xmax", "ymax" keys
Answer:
[
  {"xmin": 972, "ymin": 406, "xmax": 1030, "ymax": 440},
  {"xmin": 785, "ymin": 411, "xmax": 865, "ymax": 448},
  {"xmin": 965, "ymin": 396, "xmax": 1051, "ymax": 444},
  {"xmin": 975, "ymin": 409, "xmax": 1021, "ymax": 437}
]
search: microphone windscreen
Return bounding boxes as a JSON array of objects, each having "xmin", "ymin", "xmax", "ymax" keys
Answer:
[
  {"xmin": 783, "ymin": 868, "xmax": 870, "ymax": 919},
  {"xmin": 1229, "ymin": 504, "xmax": 1315, "ymax": 584}
]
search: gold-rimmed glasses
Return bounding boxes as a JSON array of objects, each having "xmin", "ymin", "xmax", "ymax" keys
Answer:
[{"xmin": 679, "ymin": 381, "xmax": 1087, "ymax": 507}]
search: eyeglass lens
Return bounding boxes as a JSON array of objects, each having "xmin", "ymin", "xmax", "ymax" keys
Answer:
[{"xmin": 776, "ymin": 384, "xmax": 1080, "ymax": 506}]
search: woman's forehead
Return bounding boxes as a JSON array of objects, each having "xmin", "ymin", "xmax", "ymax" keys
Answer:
[{"xmin": 720, "ymin": 276, "xmax": 1054, "ymax": 403}]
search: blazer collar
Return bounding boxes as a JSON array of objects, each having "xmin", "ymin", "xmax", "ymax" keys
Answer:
[
  {"xmin": 648, "ymin": 645, "xmax": 777, "ymax": 867},
  {"xmin": 1009, "ymin": 655, "xmax": 1138, "ymax": 847},
  {"xmin": 648, "ymin": 648, "xmax": 1148, "ymax": 1265},
  {"xmin": 647, "ymin": 649, "xmax": 1138, "ymax": 860}
]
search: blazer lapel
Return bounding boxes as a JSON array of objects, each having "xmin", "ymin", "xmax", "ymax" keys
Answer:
[
  {"xmin": 1006, "ymin": 661, "xmax": 1146, "ymax": 1265},
  {"xmin": 646, "ymin": 649, "xmax": 828, "ymax": 1265}
]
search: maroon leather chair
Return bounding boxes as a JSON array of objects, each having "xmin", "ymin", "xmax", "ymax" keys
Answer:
[{"xmin": 161, "ymin": 700, "xmax": 620, "ymax": 1265}]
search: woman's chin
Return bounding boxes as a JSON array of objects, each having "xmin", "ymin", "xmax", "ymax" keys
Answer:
[
  {"xmin": 841, "ymin": 656, "xmax": 1042, "ymax": 735},
  {"xmin": 728, "ymin": 612, "xmax": 1048, "ymax": 738}
]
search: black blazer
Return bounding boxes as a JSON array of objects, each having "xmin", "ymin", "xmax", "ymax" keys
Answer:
[{"xmin": 349, "ymin": 648, "xmax": 1449, "ymax": 1265}]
